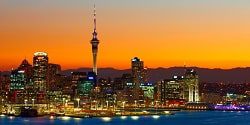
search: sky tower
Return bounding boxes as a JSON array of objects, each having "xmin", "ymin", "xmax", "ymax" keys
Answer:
[{"xmin": 90, "ymin": 5, "xmax": 99, "ymax": 75}]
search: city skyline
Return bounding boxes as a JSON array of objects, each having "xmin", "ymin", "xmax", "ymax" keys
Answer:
[
  {"xmin": 2, "ymin": 0, "xmax": 250, "ymax": 71},
  {"xmin": 1, "ymin": 1, "xmax": 250, "ymax": 123}
]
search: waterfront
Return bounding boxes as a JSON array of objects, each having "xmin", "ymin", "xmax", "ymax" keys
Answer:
[{"xmin": 1, "ymin": 111, "xmax": 250, "ymax": 125}]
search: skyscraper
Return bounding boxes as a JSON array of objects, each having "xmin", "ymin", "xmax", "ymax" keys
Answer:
[
  {"xmin": 18, "ymin": 59, "xmax": 33, "ymax": 85},
  {"xmin": 10, "ymin": 70, "xmax": 26, "ymax": 90},
  {"xmin": 90, "ymin": 5, "xmax": 100, "ymax": 75},
  {"xmin": 183, "ymin": 69, "xmax": 200, "ymax": 102},
  {"xmin": 33, "ymin": 52, "xmax": 48, "ymax": 92},
  {"xmin": 47, "ymin": 63, "xmax": 61, "ymax": 91},
  {"xmin": 131, "ymin": 57, "xmax": 146, "ymax": 89}
]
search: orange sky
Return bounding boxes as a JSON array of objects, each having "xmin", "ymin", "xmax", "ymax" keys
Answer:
[{"xmin": 1, "ymin": 0, "xmax": 250, "ymax": 71}]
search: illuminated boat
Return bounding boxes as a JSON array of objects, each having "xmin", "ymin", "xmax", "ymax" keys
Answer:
[{"xmin": 19, "ymin": 107, "xmax": 38, "ymax": 117}]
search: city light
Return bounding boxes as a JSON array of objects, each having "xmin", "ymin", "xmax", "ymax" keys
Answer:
[
  {"xmin": 34, "ymin": 52, "xmax": 48, "ymax": 56},
  {"xmin": 61, "ymin": 116, "xmax": 71, "ymax": 121},
  {"xmin": 76, "ymin": 98, "xmax": 80, "ymax": 108},
  {"xmin": 74, "ymin": 118, "xmax": 82, "ymax": 121},
  {"xmin": 8, "ymin": 116, "xmax": 15, "ymax": 120},
  {"xmin": 49, "ymin": 116, "xmax": 55, "ymax": 120},
  {"xmin": 0, "ymin": 2, "xmax": 250, "ymax": 125},
  {"xmin": 164, "ymin": 111, "xmax": 170, "ymax": 114},
  {"xmin": 152, "ymin": 115, "xmax": 160, "ymax": 119},
  {"xmin": 101, "ymin": 117, "xmax": 112, "ymax": 122},
  {"xmin": 131, "ymin": 116, "xmax": 139, "ymax": 120},
  {"xmin": 121, "ymin": 116, "xmax": 127, "ymax": 120}
]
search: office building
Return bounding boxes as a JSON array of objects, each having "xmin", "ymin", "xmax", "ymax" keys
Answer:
[
  {"xmin": 33, "ymin": 52, "xmax": 48, "ymax": 92},
  {"xmin": 183, "ymin": 69, "xmax": 200, "ymax": 102}
]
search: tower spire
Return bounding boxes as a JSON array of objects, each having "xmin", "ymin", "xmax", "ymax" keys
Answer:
[
  {"xmin": 92, "ymin": 4, "xmax": 98, "ymax": 41},
  {"xmin": 94, "ymin": 4, "xmax": 96, "ymax": 31},
  {"xmin": 90, "ymin": 4, "xmax": 100, "ymax": 75}
]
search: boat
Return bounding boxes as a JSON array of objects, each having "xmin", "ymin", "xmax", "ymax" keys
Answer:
[
  {"xmin": 163, "ymin": 111, "xmax": 175, "ymax": 115},
  {"xmin": 6, "ymin": 110, "xmax": 17, "ymax": 116},
  {"xmin": 7, "ymin": 113, "xmax": 16, "ymax": 116},
  {"xmin": 19, "ymin": 107, "xmax": 38, "ymax": 117},
  {"xmin": 84, "ymin": 115, "xmax": 93, "ymax": 118},
  {"xmin": 55, "ymin": 112, "xmax": 65, "ymax": 116}
]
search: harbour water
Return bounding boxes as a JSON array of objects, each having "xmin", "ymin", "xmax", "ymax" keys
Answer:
[{"xmin": 1, "ymin": 111, "xmax": 249, "ymax": 125}]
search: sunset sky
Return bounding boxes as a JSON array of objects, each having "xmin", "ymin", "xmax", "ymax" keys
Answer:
[{"xmin": 1, "ymin": 0, "xmax": 250, "ymax": 71}]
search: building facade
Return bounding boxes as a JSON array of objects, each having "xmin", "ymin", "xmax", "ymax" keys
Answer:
[
  {"xmin": 10, "ymin": 70, "xmax": 26, "ymax": 90},
  {"xmin": 33, "ymin": 52, "xmax": 48, "ymax": 92},
  {"xmin": 183, "ymin": 69, "xmax": 200, "ymax": 102},
  {"xmin": 131, "ymin": 57, "xmax": 147, "ymax": 89}
]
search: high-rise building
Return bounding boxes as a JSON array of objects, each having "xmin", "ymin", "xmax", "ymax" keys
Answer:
[
  {"xmin": 183, "ymin": 69, "xmax": 200, "ymax": 102},
  {"xmin": 113, "ymin": 74, "xmax": 134, "ymax": 91},
  {"xmin": 0, "ymin": 74, "xmax": 10, "ymax": 93},
  {"xmin": 71, "ymin": 72, "xmax": 87, "ymax": 84},
  {"xmin": 90, "ymin": 5, "xmax": 100, "ymax": 75},
  {"xmin": 99, "ymin": 78, "xmax": 112, "ymax": 94},
  {"xmin": 130, "ymin": 57, "xmax": 147, "ymax": 104},
  {"xmin": 87, "ymin": 72, "xmax": 97, "ymax": 85},
  {"xmin": 70, "ymin": 72, "xmax": 87, "ymax": 100},
  {"xmin": 122, "ymin": 74, "xmax": 134, "ymax": 89},
  {"xmin": 0, "ymin": 72, "xmax": 2, "ymax": 92},
  {"xmin": 47, "ymin": 63, "xmax": 61, "ymax": 91},
  {"xmin": 131, "ymin": 57, "xmax": 146, "ymax": 89},
  {"xmin": 10, "ymin": 70, "xmax": 26, "ymax": 90},
  {"xmin": 77, "ymin": 73, "xmax": 96, "ymax": 98},
  {"xmin": 9, "ymin": 59, "xmax": 33, "ymax": 91},
  {"xmin": 157, "ymin": 76, "xmax": 182, "ymax": 101},
  {"xmin": 70, "ymin": 72, "xmax": 97, "ymax": 100},
  {"xmin": 162, "ymin": 77, "xmax": 182, "ymax": 100},
  {"xmin": 140, "ymin": 82, "xmax": 154, "ymax": 100},
  {"xmin": 18, "ymin": 59, "xmax": 33, "ymax": 85},
  {"xmin": 33, "ymin": 52, "xmax": 48, "ymax": 92},
  {"xmin": 9, "ymin": 67, "xmax": 30, "ymax": 104},
  {"xmin": 155, "ymin": 76, "xmax": 186, "ymax": 107},
  {"xmin": 113, "ymin": 77, "xmax": 123, "ymax": 90}
]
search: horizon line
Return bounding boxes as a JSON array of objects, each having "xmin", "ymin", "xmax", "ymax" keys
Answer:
[{"xmin": 2, "ymin": 66, "xmax": 250, "ymax": 72}]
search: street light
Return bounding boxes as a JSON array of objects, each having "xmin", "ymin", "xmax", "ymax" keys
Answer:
[
  {"xmin": 65, "ymin": 100, "xmax": 68, "ymax": 107},
  {"xmin": 76, "ymin": 98, "xmax": 80, "ymax": 108},
  {"xmin": 113, "ymin": 100, "xmax": 116, "ymax": 111},
  {"xmin": 93, "ymin": 100, "xmax": 97, "ymax": 110},
  {"xmin": 122, "ymin": 101, "xmax": 126, "ymax": 109},
  {"xmin": 134, "ymin": 100, "xmax": 137, "ymax": 108},
  {"xmin": 106, "ymin": 101, "xmax": 109, "ymax": 110},
  {"xmin": 155, "ymin": 101, "xmax": 159, "ymax": 108},
  {"xmin": 24, "ymin": 99, "xmax": 28, "ymax": 106},
  {"xmin": 122, "ymin": 101, "xmax": 126, "ymax": 115},
  {"xmin": 155, "ymin": 101, "xmax": 159, "ymax": 113},
  {"xmin": 134, "ymin": 100, "xmax": 137, "ymax": 112},
  {"xmin": 32, "ymin": 99, "xmax": 35, "ymax": 107}
]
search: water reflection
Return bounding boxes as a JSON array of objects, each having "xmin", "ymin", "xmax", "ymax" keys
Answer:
[
  {"xmin": 101, "ymin": 117, "xmax": 112, "ymax": 122},
  {"xmin": 0, "ymin": 111, "xmax": 250, "ymax": 125},
  {"xmin": 152, "ymin": 115, "xmax": 160, "ymax": 119},
  {"xmin": 131, "ymin": 116, "xmax": 139, "ymax": 120},
  {"xmin": 61, "ymin": 116, "xmax": 71, "ymax": 121},
  {"xmin": 121, "ymin": 116, "xmax": 127, "ymax": 120}
]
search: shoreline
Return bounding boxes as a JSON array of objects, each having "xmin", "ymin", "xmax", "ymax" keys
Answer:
[{"xmin": 2, "ymin": 109, "xmax": 249, "ymax": 119}]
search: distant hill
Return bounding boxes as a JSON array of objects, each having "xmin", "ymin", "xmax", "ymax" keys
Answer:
[
  {"xmin": 61, "ymin": 67, "xmax": 250, "ymax": 83},
  {"xmin": 2, "ymin": 67, "xmax": 250, "ymax": 83}
]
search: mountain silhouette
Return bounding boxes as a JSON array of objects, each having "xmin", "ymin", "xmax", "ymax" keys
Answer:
[{"xmin": 61, "ymin": 67, "xmax": 250, "ymax": 83}]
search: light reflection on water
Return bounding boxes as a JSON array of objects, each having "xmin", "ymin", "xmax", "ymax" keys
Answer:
[
  {"xmin": 120, "ymin": 116, "xmax": 127, "ymax": 120},
  {"xmin": 0, "ymin": 111, "xmax": 249, "ymax": 125},
  {"xmin": 101, "ymin": 117, "xmax": 112, "ymax": 122},
  {"xmin": 152, "ymin": 115, "xmax": 160, "ymax": 119},
  {"xmin": 131, "ymin": 116, "xmax": 139, "ymax": 120}
]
